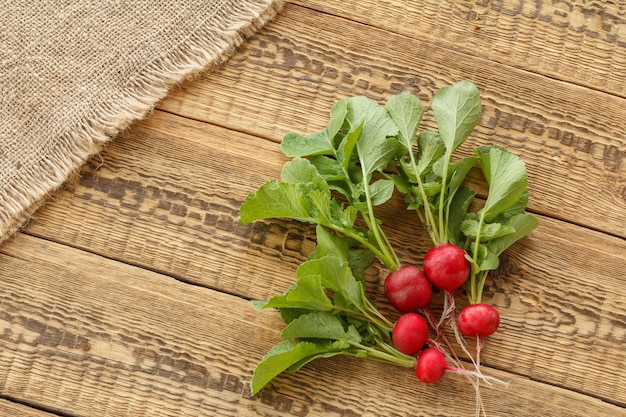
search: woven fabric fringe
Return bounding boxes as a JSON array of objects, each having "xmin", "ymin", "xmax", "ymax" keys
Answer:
[{"xmin": 0, "ymin": 0, "xmax": 284, "ymax": 245}]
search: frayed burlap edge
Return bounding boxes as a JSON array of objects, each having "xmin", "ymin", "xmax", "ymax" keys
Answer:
[{"xmin": 0, "ymin": 0, "xmax": 286, "ymax": 246}]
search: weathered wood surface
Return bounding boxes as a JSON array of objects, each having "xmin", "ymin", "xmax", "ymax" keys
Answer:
[
  {"xmin": 158, "ymin": 4, "xmax": 626, "ymax": 238},
  {"xmin": 0, "ymin": 399, "xmax": 57, "ymax": 417},
  {"xmin": 2, "ymin": 2, "xmax": 626, "ymax": 416},
  {"xmin": 0, "ymin": 232, "xmax": 624, "ymax": 417},
  {"xmin": 293, "ymin": 0, "xmax": 626, "ymax": 97}
]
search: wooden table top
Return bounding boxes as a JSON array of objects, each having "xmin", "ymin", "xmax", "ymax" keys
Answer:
[{"xmin": 1, "ymin": 2, "xmax": 625, "ymax": 416}]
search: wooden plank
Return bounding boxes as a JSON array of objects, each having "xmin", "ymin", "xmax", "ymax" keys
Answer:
[
  {"xmin": 24, "ymin": 110, "xmax": 626, "ymax": 406},
  {"xmin": 157, "ymin": 4, "xmax": 626, "ymax": 237},
  {"xmin": 0, "ymin": 234, "xmax": 280, "ymax": 417},
  {"xmin": 292, "ymin": 0, "xmax": 626, "ymax": 97},
  {"xmin": 1, "ymin": 233, "xmax": 624, "ymax": 417},
  {"xmin": 28, "ymin": 113, "xmax": 304, "ymax": 301},
  {"xmin": 0, "ymin": 399, "xmax": 58, "ymax": 417}
]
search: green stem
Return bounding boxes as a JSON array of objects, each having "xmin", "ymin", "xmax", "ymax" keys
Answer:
[
  {"xmin": 469, "ymin": 209, "xmax": 487, "ymax": 304},
  {"xmin": 438, "ymin": 149, "xmax": 453, "ymax": 244},
  {"xmin": 363, "ymin": 297, "xmax": 394, "ymax": 331},
  {"xmin": 351, "ymin": 343, "xmax": 416, "ymax": 368},
  {"xmin": 379, "ymin": 223, "xmax": 401, "ymax": 269},
  {"xmin": 475, "ymin": 270, "xmax": 489, "ymax": 304},
  {"xmin": 327, "ymin": 224, "xmax": 394, "ymax": 269},
  {"xmin": 332, "ymin": 298, "xmax": 394, "ymax": 336},
  {"xmin": 378, "ymin": 341, "xmax": 402, "ymax": 356},
  {"xmin": 335, "ymin": 160, "xmax": 399, "ymax": 270},
  {"xmin": 406, "ymin": 153, "xmax": 441, "ymax": 244},
  {"xmin": 360, "ymin": 163, "xmax": 400, "ymax": 271},
  {"xmin": 331, "ymin": 304, "xmax": 392, "ymax": 334}
]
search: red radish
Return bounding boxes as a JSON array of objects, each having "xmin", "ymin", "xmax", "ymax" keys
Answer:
[
  {"xmin": 384, "ymin": 265, "xmax": 433, "ymax": 313},
  {"xmin": 415, "ymin": 348, "xmax": 447, "ymax": 383},
  {"xmin": 458, "ymin": 303, "xmax": 500, "ymax": 337},
  {"xmin": 391, "ymin": 313, "xmax": 429, "ymax": 355},
  {"xmin": 423, "ymin": 244, "xmax": 470, "ymax": 291}
]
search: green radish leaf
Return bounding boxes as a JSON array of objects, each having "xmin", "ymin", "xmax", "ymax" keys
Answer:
[
  {"xmin": 287, "ymin": 340, "xmax": 350, "ymax": 372},
  {"xmin": 331, "ymin": 284, "xmax": 367, "ymax": 312},
  {"xmin": 476, "ymin": 146, "xmax": 528, "ymax": 222},
  {"xmin": 280, "ymin": 99, "xmax": 348, "ymax": 158},
  {"xmin": 369, "ymin": 179, "xmax": 395, "ymax": 206},
  {"xmin": 416, "ymin": 131, "xmax": 445, "ymax": 176},
  {"xmin": 310, "ymin": 155, "xmax": 344, "ymax": 182},
  {"xmin": 475, "ymin": 243, "xmax": 500, "ymax": 271},
  {"xmin": 313, "ymin": 224, "xmax": 350, "ymax": 262},
  {"xmin": 239, "ymin": 158, "xmax": 329, "ymax": 224},
  {"xmin": 281, "ymin": 131, "xmax": 333, "ymax": 157},
  {"xmin": 444, "ymin": 157, "xmax": 477, "ymax": 246},
  {"xmin": 263, "ymin": 275, "xmax": 333, "ymax": 311},
  {"xmin": 340, "ymin": 205, "xmax": 358, "ymax": 229},
  {"xmin": 488, "ymin": 213, "xmax": 539, "ymax": 255},
  {"xmin": 385, "ymin": 172, "xmax": 411, "ymax": 195},
  {"xmin": 239, "ymin": 180, "xmax": 311, "ymax": 224},
  {"xmin": 328, "ymin": 183, "xmax": 352, "ymax": 201},
  {"xmin": 422, "ymin": 182, "xmax": 443, "ymax": 197},
  {"xmin": 385, "ymin": 91, "xmax": 424, "ymax": 152},
  {"xmin": 447, "ymin": 156, "xmax": 478, "ymax": 206},
  {"xmin": 461, "ymin": 218, "xmax": 516, "ymax": 241},
  {"xmin": 433, "ymin": 155, "xmax": 472, "ymax": 181},
  {"xmin": 281, "ymin": 311, "xmax": 362, "ymax": 343},
  {"xmin": 327, "ymin": 99, "xmax": 349, "ymax": 145},
  {"xmin": 250, "ymin": 340, "xmax": 347, "ymax": 395},
  {"xmin": 297, "ymin": 256, "xmax": 366, "ymax": 310},
  {"xmin": 279, "ymin": 308, "xmax": 315, "ymax": 324},
  {"xmin": 345, "ymin": 324, "xmax": 363, "ymax": 343},
  {"xmin": 407, "ymin": 201, "xmax": 421, "ymax": 211},
  {"xmin": 337, "ymin": 118, "xmax": 364, "ymax": 169},
  {"xmin": 326, "ymin": 199, "xmax": 354, "ymax": 230},
  {"xmin": 281, "ymin": 157, "xmax": 328, "ymax": 190},
  {"xmin": 432, "ymin": 155, "xmax": 462, "ymax": 180},
  {"xmin": 446, "ymin": 186, "xmax": 476, "ymax": 246},
  {"xmin": 347, "ymin": 248, "xmax": 376, "ymax": 283},
  {"xmin": 493, "ymin": 190, "xmax": 529, "ymax": 222},
  {"xmin": 399, "ymin": 158, "xmax": 419, "ymax": 182},
  {"xmin": 431, "ymin": 80, "xmax": 482, "ymax": 153},
  {"xmin": 308, "ymin": 189, "xmax": 332, "ymax": 223},
  {"xmin": 310, "ymin": 225, "xmax": 374, "ymax": 283},
  {"xmin": 347, "ymin": 96, "xmax": 401, "ymax": 175}
]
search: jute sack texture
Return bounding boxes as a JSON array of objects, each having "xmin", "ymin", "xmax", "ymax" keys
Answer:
[{"xmin": 0, "ymin": 0, "xmax": 284, "ymax": 245}]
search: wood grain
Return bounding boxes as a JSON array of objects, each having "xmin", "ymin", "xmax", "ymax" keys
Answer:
[
  {"xmin": 0, "ymin": 399, "xmax": 57, "ymax": 417},
  {"xmin": 28, "ymin": 113, "xmax": 306, "ymax": 301},
  {"xmin": 4, "ymin": 2, "xmax": 626, "ymax": 416},
  {"xmin": 157, "ymin": 4, "xmax": 626, "ymax": 238},
  {"xmin": 24, "ymin": 109, "xmax": 626, "ymax": 407},
  {"xmin": 292, "ymin": 0, "xmax": 626, "ymax": 97},
  {"xmin": 1, "ymin": 234, "xmax": 624, "ymax": 417}
]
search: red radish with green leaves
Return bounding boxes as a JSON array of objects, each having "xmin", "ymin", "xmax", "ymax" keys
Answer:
[{"xmin": 384, "ymin": 265, "xmax": 433, "ymax": 313}]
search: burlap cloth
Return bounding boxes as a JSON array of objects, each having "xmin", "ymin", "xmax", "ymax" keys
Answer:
[{"xmin": 0, "ymin": 0, "xmax": 284, "ymax": 245}]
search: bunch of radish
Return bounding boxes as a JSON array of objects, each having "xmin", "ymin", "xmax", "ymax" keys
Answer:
[
  {"xmin": 380, "ymin": 82, "xmax": 538, "ymax": 394},
  {"xmin": 241, "ymin": 81, "xmax": 538, "ymax": 416}
]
